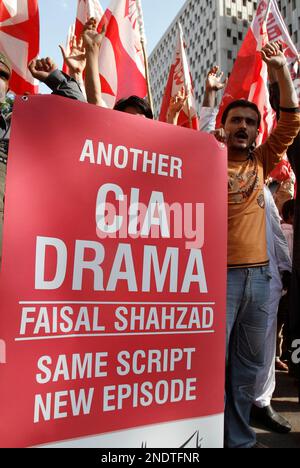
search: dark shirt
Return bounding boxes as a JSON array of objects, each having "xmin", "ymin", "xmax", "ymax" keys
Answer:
[
  {"xmin": 44, "ymin": 69, "xmax": 86, "ymax": 103},
  {"xmin": 269, "ymin": 82, "xmax": 300, "ymax": 266},
  {"xmin": 269, "ymin": 82, "xmax": 300, "ymax": 349}
]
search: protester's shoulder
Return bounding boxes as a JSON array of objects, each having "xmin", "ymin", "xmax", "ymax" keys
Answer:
[{"xmin": 255, "ymin": 109, "xmax": 300, "ymax": 156}]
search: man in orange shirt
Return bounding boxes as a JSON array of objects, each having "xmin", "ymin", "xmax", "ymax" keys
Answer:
[{"xmin": 221, "ymin": 42, "xmax": 300, "ymax": 448}]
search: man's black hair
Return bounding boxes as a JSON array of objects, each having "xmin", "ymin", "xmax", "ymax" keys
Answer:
[
  {"xmin": 114, "ymin": 95, "xmax": 153, "ymax": 119},
  {"xmin": 282, "ymin": 198, "xmax": 295, "ymax": 223},
  {"xmin": 221, "ymin": 99, "xmax": 261, "ymax": 128}
]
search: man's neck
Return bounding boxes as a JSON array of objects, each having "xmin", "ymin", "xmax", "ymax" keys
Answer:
[{"xmin": 228, "ymin": 148, "xmax": 250, "ymax": 162}]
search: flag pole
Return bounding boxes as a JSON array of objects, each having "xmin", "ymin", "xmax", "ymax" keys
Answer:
[
  {"xmin": 265, "ymin": 0, "xmax": 272, "ymax": 21},
  {"xmin": 136, "ymin": 0, "xmax": 154, "ymax": 112},
  {"xmin": 178, "ymin": 23, "xmax": 193, "ymax": 128},
  {"xmin": 186, "ymin": 93, "xmax": 193, "ymax": 129}
]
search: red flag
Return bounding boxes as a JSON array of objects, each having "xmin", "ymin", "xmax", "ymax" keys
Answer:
[
  {"xmin": 216, "ymin": 0, "xmax": 275, "ymax": 144},
  {"xmin": 0, "ymin": 0, "xmax": 39, "ymax": 95},
  {"xmin": 75, "ymin": 0, "xmax": 104, "ymax": 40},
  {"xmin": 269, "ymin": 158, "xmax": 293, "ymax": 182},
  {"xmin": 63, "ymin": 1, "xmax": 103, "ymax": 78},
  {"xmin": 97, "ymin": 0, "xmax": 147, "ymax": 108},
  {"xmin": 266, "ymin": 0, "xmax": 300, "ymax": 103},
  {"xmin": 266, "ymin": 0, "xmax": 298, "ymax": 67},
  {"xmin": 159, "ymin": 23, "xmax": 199, "ymax": 130}
]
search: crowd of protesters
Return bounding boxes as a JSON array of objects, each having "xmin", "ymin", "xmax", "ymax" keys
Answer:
[{"xmin": 0, "ymin": 16, "xmax": 299, "ymax": 449}]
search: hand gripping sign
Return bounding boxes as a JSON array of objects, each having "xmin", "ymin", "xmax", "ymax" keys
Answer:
[{"xmin": 0, "ymin": 95, "xmax": 227, "ymax": 448}]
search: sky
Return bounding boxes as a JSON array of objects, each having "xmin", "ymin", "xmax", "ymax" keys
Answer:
[{"xmin": 38, "ymin": 0, "xmax": 187, "ymax": 71}]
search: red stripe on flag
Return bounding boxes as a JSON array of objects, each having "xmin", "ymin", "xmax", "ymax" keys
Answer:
[
  {"xmin": 159, "ymin": 64, "xmax": 176, "ymax": 122},
  {"xmin": 104, "ymin": 13, "xmax": 146, "ymax": 101},
  {"xmin": 0, "ymin": 3, "xmax": 12, "ymax": 22},
  {"xmin": 10, "ymin": 69, "xmax": 38, "ymax": 95},
  {"xmin": 216, "ymin": 28, "xmax": 259, "ymax": 127}
]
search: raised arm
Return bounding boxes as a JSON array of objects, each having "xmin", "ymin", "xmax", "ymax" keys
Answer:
[
  {"xmin": 166, "ymin": 86, "xmax": 186, "ymax": 125},
  {"xmin": 256, "ymin": 42, "xmax": 300, "ymax": 175},
  {"xmin": 202, "ymin": 66, "xmax": 227, "ymax": 108},
  {"xmin": 199, "ymin": 66, "xmax": 227, "ymax": 133},
  {"xmin": 261, "ymin": 41, "xmax": 298, "ymax": 109},
  {"xmin": 82, "ymin": 17, "xmax": 105, "ymax": 107},
  {"xmin": 28, "ymin": 57, "xmax": 86, "ymax": 102},
  {"xmin": 59, "ymin": 35, "xmax": 86, "ymax": 86}
]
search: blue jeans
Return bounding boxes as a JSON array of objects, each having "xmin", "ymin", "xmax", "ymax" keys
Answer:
[{"xmin": 224, "ymin": 266, "xmax": 271, "ymax": 448}]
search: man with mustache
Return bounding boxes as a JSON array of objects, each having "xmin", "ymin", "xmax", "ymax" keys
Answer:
[{"xmin": 219, "ymin": 42, "xmax": 300, "ymax": 448}]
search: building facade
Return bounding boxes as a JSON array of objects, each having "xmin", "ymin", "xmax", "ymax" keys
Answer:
[{"xmin": 148, "ymin": 0, "xmax": 300, "ymax": 118}]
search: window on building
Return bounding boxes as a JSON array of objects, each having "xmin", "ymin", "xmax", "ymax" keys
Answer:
[
  {"xmin": 294, "ymin": 31, "xmax": 298, "ymax": 44},
  {"xmin": 238, "ymin": 31, "xmax": 243, "ymax": 40},
  {"xmin": 226, "ymin": 8, "xmax": 231, "ymax": 15},
  {"xmin": 292, "ymin": 0, "xmax": 296, "ymax": 10},
  {"xmin": 288, "ymin": 24, "xmax": 292, "ymax": 36},
  {"xmin": 253, "ymin": 2, "xmax": 257, "ymax": 9},
  {"xmin": 243, "ymin": 0, "xmax": 246, "ymax": 6},
  {"xmin": 232, "ymin": 16, "xmax": 237, "ymax": 24},
  {"xmin": 238, "ymin": 11, "xmax": 242, "ymax": 19},
  {"xmin": 228, "ymin": 50, "xmax": 232, "ymax": 59},
  {"xmin": 283, "ymin": 6, "xmax": 286, "ymax": 17},
  {"xmin": 233, "ymin": 37, "xmax": 237, "ymax": 45},
  {"xmin": 227, "ymin": 29, "xmax": 231, "ymax": 37}
]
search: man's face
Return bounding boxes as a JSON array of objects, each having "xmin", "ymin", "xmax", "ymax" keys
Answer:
[
  {"xmin": 0, "ymin": 63, "xmax": 10, "ymax": 103},
  {"xmin": 223, "ymin": 107, "xmax": 259, "ymax": 151}
]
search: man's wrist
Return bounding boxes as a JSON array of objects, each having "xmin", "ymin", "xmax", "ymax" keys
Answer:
[
  {"xmin": 167, "ymin": 109, "xmax": 178, "ymax": 119},
  {"xmin": 273, "ymin": 61, "xmax": 287, "ymax": 70},
  {"xmin": 205, "ymin": 87, "xmax": 217, "ymax": 94},
  {"xmin": 72, "ymin": 71, "xmax": 84, "ymax": 83}
]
